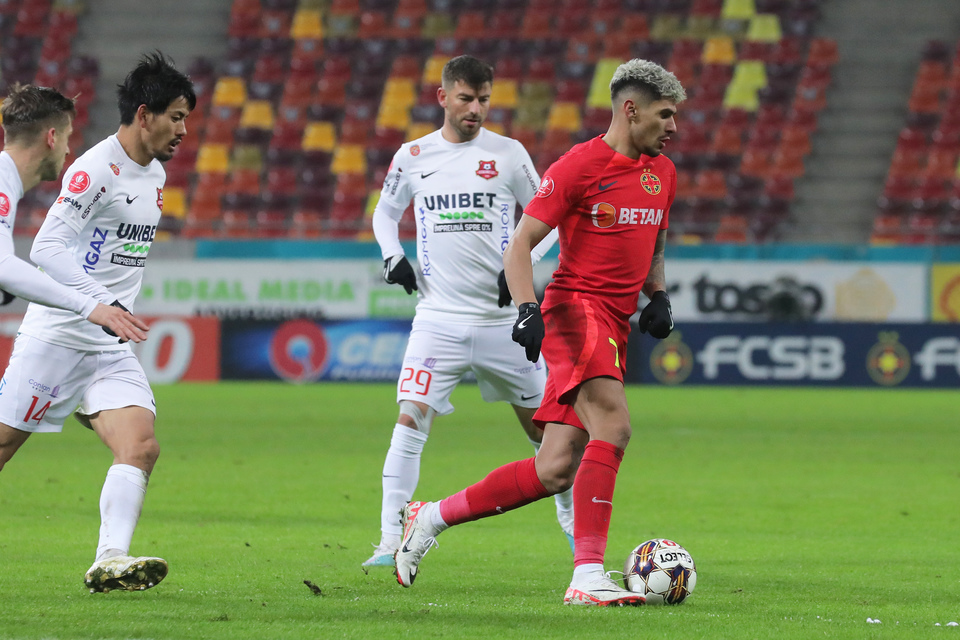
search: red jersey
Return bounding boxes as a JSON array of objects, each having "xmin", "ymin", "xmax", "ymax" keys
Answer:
[{"xmin": 524, "ymin": 135, "xmax": 676, "ymax": 321}]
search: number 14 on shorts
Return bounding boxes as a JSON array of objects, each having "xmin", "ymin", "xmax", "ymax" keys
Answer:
[{"xmin": 23, "ymin": 395, "xmax": 52, "ymax": 424}]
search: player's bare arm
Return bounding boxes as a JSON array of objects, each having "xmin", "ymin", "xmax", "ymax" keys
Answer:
[
  {"xmin": 502, "ymin": 214, "xmax": 553, "ymax": 306},
  {"xmin": 641, "ymin": 228, "xmax": 668, "ymax": 298},
  {"xmin": 87, "ymin": 303, "xmax": 149, "ymax": 343}
]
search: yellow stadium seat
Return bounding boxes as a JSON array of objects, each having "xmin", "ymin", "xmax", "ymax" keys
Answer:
[
  {"xmin": 302, "ymin": 121, "xmax": 337, "ymax": 151},
  {"xmin": 195, "ymin": 144, "xmax": 230, "ymax": 173},
  {"xmin": 231, "ymin": 145, "xmax": 263, "ymax": 172},
  {"xmin": 588, "ymin": 59, "xmax": 622, "ymax": 109},
  {"xmin": 745, "ymin": 13, "xmax": 782, "ymax": 42},
  {"xmin": 490, "ymin": 79, "xmax": 518, "ymax": 108},
  {"xmin": 731, "ymin": 60, "xmax": 767, "ymax": 90},
  {"xmin": 331, "ymin": 145, "xmax": 367, "ymax": 174},
  {"xmin": 422, "ymin": 55, "xmax": 450, "ymax": 85},
  {"xmin": 383, "ymin": 78, "xmax": 417, "ymax": 108},
  {"xmin": 406, "ymin": 122, "xmax": 435, "ymax": 141},
  {"xmin": 484, "ymin": 122, "xmax": 506, "ymax": 136},
  {"xmin": 546, "ymin": 103, "xmax": 582, "ymax": 133},
  {"xmin": 161, "ymin": 187, "xmax": 186, "ymax": 218},
  {"xmin": 365, "ymin": 190, "xmax": 380, "ymax": 216},
  {"xmin": 722, "ymin": 82, "xmax": 759, "ymax": 111},
  {"xmin": 212, "ymin": 77, "xmax": 246, "ymax": 108},
  {"xmin": 686, "ymin": 14, "xmax": 718, "ymax": 40},
  {"xmin": 702, "ymin": 36, "xmax": 736, "ymax": 64},
  {"xmin": 376, "ymin": 107, "xmax": 411, "ymax": 131},
  {"xmin": 650, "ymin": 13, "xmax": 684, "ymax": 41},
  {"xmin": 721, "ymin": 0, "xmax": 755, "ymax": 20},
  {"xmin": 422, "ymin": 12, "xmax": 455, "ymax": 38},
  {"xmin": 290, "ymin": 9, "xmax": 323, "ymax": 39},
  {"xmin": 239, "ymin": 100, "xmax": 275, "ymax": 130}
]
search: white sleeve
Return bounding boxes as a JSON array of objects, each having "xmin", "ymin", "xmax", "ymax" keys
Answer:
[
  {"xmin": 372, "ymin": 198, "xmax": 407, "ymax": 260},
  {"xmin": 30, "ymin": 215, "xmax": 116, "ymax": 303},
  {"xmin": 0, "ymin": 233, "xmax": 97, "ymax": 318},
  {"xmin": 509, "ymin": 140, "xmax": 541, "ymax": 208},
  {"xmin": 530, "ymin": 226, "xmax": 559, "ymax": 266}
]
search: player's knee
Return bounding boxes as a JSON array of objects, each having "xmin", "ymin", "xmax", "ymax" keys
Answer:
[
  {"xmin": 397, "ymin": 400, "xmax": 436, "ymax": 435},
  {"xmin": 535, "ymin": 455, "xmax": 577, "ymax": 494}
]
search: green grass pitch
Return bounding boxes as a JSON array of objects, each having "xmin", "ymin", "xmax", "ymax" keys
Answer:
[{"xmin": 1, "ymin": 383, "xmax": 958, "ymax": 639}]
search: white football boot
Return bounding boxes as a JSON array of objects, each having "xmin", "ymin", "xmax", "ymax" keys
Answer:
[
  {"xmin": 563, "ymin": 572, "xmax": 645, "ymax": 607},
  {"xmin": 394, "ymin": 501, "xmax": 438, "ymax": 587},
  {"xmin": 84, "ymin": 555, "xmax": 168, "ymax": 593}
]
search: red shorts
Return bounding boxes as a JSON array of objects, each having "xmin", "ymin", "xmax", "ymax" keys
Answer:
[{"xmin": 532, "ymin": 294, "xmax": 629, "ymax": 430}]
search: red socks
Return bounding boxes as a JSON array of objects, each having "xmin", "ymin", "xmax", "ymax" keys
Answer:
[
  {"xmin": 573, "ymin": 440, "xmax": 624, "ymax": 567},
  {"xmin": 439, "ymin": 457, "xmax": 549, "ymax": 526}
]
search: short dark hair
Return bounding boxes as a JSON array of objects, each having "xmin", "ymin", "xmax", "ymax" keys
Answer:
[
  {"xmin": 441, "ymin": 55, "xmax": 494, "ymax": 90},
  {"xmin": 1, "ymin": 84, "xmax": 76, "ymax": 144},
  {"xmin": 117, "ymin": 51, "xmax": 196, "ymax": 125}
]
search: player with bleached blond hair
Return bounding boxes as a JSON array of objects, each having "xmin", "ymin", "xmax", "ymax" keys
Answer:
[{"xmin": 393, "ymin": 59, "xmax": 684, "ymax": 606}]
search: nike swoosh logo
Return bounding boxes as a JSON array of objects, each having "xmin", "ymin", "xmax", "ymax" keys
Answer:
[
  {"xmin": 517, "ymin": 316, "xmax": 532, "ymax": 329},
  {"xmin": 520, "ymin": 393, "xmax": 540, "ymax": 401},
  {"xmin": 591, "ymin": 496, "xmax": 613, "ymax": 505},
  {"xmin": 420, "ymin": 171, "xmax": 440, "ymax": 179},
  {"xmin": 382, "ymin": 475, "xmax": 400, "ymax": 478},
  {"xmin": 598, "ymin": 181, "xmax": 616, "ymax": 191},
  {"xmin": 125, "ymin": 195, "xmax": 139, "ymax": 204}
]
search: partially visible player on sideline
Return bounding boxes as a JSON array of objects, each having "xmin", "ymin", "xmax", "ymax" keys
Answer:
[
  {"xmin": 0, "ymin": 53, "xmax": 195, "ymax": 593},
  {"xmin": 0, "ymin": 84, "xmax": 148, "ymax": 338},
  {"xmin": 363, "ymin": 55, "xmax": 573, "ymax": 570},
  {"xmin": 392, "ymin": 59, "xmax": 684, "ymax": 606}
]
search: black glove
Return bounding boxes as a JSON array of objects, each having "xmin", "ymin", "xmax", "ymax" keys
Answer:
[
  {"xmin": 102, "ymin": 300, "xmax": 129, "ymax": 339},
  {"xmin": 512, "ymin": 302, "xmax": 544, "ymax": 363},
  {"xmin": 0, "ymin": 289, "xmax": 15, "ymax": 305},
  {"xmin": 383, "ymin": 255, "xmax": 418, "ymax": 294},
  {"xmin": 638, "ymin": 290, "xmax": 674, "ymax": 339},
  {"xmin": 497, "ymin": 270, "xmax": 512, "ymax": 308}
]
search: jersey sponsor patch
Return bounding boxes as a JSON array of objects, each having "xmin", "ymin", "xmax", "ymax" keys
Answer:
[
  {"xmin": 640, "ymin": 171, "xmax": 661, "ymax": 195},
  {"xmin": 535, "ymin": 176, "xmax": 554, "ymax": 198},
  {"xmin": 476, "ymin": 160, "xmax": 498, "ymax": 180},
  {"xmin": 590, "ymin": 202, "xmax": 617, "ymax": 228},
  {"xmin": 68, "ymin": 171, "xmax": 91, "ymax": 194},
  {"xmin": 410, "ymin": 144, "xmax": 421, "ymax": 156},
  {"xmin": 0, "ymin": 192, "xmax": 10, "ymax": 218}
]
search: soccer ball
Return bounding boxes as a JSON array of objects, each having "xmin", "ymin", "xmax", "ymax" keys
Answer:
[{"xmin": 623, "ymin": 538, "xmax": 697, "ymax": 605}]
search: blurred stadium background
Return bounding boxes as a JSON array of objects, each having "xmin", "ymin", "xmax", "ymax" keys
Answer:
[{"xmin": 1, "ymin": 0, "xmax": 959, "ymax": 389}]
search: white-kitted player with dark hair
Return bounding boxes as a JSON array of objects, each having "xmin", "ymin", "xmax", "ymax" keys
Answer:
[
  {"xmin": 0, "ymin": 52, "xmax": 195, "ymax": 593},
  {"xmin": 362, "ymin": 54, "xmax": 573, "ymax": 571}
]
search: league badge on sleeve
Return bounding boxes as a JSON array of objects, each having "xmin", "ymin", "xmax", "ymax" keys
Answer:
[
  {"xmin": 156, "ymin": 187, "xmax": 164, "ymax": 211},
  {"xmin": 535, "ymin": 176, "xmax": 555, "ymax": 198},
  {"xmin": 476, "ymin": 160, "xmax": 499, "ymax": 180},
  {"xmin": 0, "ymin": 192, "xmax": 10, "ymax": 218},
  {"xmin": 68, "ymin": 171, "xmax": 91, "ymax": 194}
]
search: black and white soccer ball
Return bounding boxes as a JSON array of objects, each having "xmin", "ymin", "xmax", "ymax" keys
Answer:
[{"xmin": 623, "ymin": 538, "xmax": 697, "ymax": 605}]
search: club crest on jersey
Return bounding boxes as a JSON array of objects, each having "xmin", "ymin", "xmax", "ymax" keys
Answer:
[
  {"xmin": 640, "ymin": 171, "xmax": 661, "ymax": 195},
  {"xmin": 410, "ymin": 144, "xmax": 421, "ymax": 156},
  {"xmin": 156, "ymin": 187, "xmax": 164, "ymax": 211},
  {"xmin": 68, "ymin": 171, "xmax": 91, "ymax": 194},
  {"xmin": 476, "ymin": 160, "xmax": 499, "ymax": 180},
  {"xmin": 535, "ymin": 176, "xmax": 555, "ymax": 198},
  {"xmin": 0, "ymin": 192, "xmax": 9, "ymax": 218},
  {"xmin": 109, "ymin": 162, "xmax": 121, "ymax": 176}
]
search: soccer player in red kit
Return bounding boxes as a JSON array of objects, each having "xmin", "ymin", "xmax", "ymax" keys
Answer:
[{"xmin": 393, "ymin": 59, "xmax": 685, "ymax": 606}]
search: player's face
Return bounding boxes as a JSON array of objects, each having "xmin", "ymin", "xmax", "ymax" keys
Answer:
[
  {"xmin": 143, "ymin": 96, "xmax": 191, "ymax": 162},
  {"xmin": 440, "ymin": 80, "xmax": 491, "ymax": 142},
  {"xmin": 39, "ymin": 118, "xmax": 73, "ymax": 182},
  {"xmin": 630, "ymin": 98, "xmax": 678, "ymax": 157}
]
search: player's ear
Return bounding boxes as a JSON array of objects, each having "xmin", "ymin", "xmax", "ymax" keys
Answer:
[
  {"xmin": 44, "ymin": 127, "xmax": 57, "ymax": 149},
  {"xmin": 623, "ymin": 98, "xmax": 637, "ymax": 122},
  {"xmin": 136, "ymin": 104, "xmax": 150, "ymax": 128},
  {"xmin": 437, "ymin": 86, "xmax": 447, "ymax": 108}
]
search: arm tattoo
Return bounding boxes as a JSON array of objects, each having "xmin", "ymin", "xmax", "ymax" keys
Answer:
[{"xmin": 642, "ymin": 229, "xmax": 667, "ymax": 298}]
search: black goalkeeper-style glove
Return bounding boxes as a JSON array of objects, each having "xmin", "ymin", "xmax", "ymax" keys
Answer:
[
  {"xmin": 512, "ymin": 302, "xmax": 544, "ymax": 363},
  {"xmin": 102, "ymin": 300, "xmax": 129, "ymax": 340},
  {"xmin": 0, "ymin": 289, "xmax": 15, "ymax": 305},
  {"xmin": 637, "ymin": 290, "xmax": 674, "ymax": 339},
  {"xmin": 497, "ymin": 270, "xmax": 512, "ymax": 308},
  {"xmin": 383, "ymin": 255, "xmax": 418, "ymax": 295}
]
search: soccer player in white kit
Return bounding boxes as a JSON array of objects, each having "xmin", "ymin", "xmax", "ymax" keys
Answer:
[
  {"xmin": 362, "ymin": 55, "xmax": 574, "ymax": 570},
  {"xmin": 0, "ymin": 54, "xmax": 195, "ymax": 593}
]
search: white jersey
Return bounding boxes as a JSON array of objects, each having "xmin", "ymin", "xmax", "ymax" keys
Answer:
[
  {"xmin": 378, "ymin": 128, "xmax": 541, "ymax": 325},
  {"xmin": 19, "ymin": 135, "xmax": 165, "ymax": 350},
  {"xmin": 0, "ymin": 152, "xmax": 95, "ymax": 317}
]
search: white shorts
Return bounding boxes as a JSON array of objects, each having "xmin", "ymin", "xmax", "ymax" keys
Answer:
[
  {"xmin": 0, "ymin": 334, "xmax": 155, "ymax": 433},
  {"xmin": 398, "ymin": 318, "xmax": 547, "ymax": 415}
]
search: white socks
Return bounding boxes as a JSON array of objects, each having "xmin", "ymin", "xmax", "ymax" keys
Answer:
[
  {"xmin": 380, "ymin": 424, "xmax": 428, "ymax": 538},
  {"xmin": 571, "ymin": 563, "xmax": 605, "ymax": 586},
  {"xmin": 96, "ymin": 464, "xmax": 148, "ymax": 562}
]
